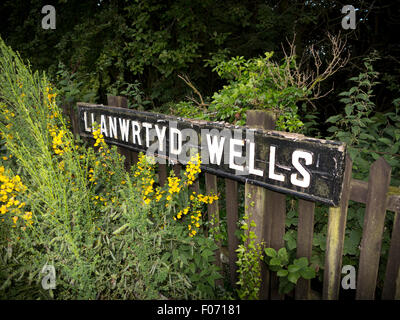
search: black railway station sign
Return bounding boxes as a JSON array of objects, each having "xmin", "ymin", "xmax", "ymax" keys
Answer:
[{"xmin": 77, "ymin": 103, "xmax": 347, "ymax": 206}]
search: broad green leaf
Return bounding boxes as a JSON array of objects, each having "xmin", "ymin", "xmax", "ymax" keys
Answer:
[
  {"xmin": 294, "ymin": 257, "xmax": 309, "ymax": 268},
  {"xmin": 288, "ymin": 271, "xmax": 300, "ymax": 284},
  {"xmin": 264, "ymin": 248, "xmax": 277, "ymax": 258},
  {"xmin": 300, "ymin": 267, "xmax": 316, "ymax": 280},
  {"xmin": 277, "ymin": 269, "xmax": 288, "ymax": 277},
  {"xmin": 288, "ymin": 264, "xmax": 300, "ymax": 273},
  {"xmin": 277, "ymin": 248, "xmax": 288, "ymax": 264},
  {"xmin": 269, "ymin": 257, "xmax": 281, "ymax": 266}
]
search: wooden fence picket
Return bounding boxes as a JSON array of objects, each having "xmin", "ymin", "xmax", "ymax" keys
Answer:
[
  {"xmin": 356, "ymin": 157, "xmax": 391, "ymax": 300},
  {"xmin": 382, "ymin": 209, "xmax": 400, "ymax": 299},
  {"xmin": 245, "ymin": 109, "xmax": 277, "ymax": 299},
  {"xmin": 295, "ymin": 199, "xmax": 315, "ymax": 299},
  {"xmin": 323, "ymin": 155, "xmax": 353, "ymax": 300},
  {"xmin": 107, "ymin": 96, "xmax": 136, "ymax": 170},
  {"xmin": 205, "ymin": 172, "xmax": 223, "ymax": 285},
  {"xmin": 225, "ymin": 178, "xmax": 239, "ymax": 288},
  {"xmin": 268, "ymin": 191, "xmax": 286, "ymax": 300}
]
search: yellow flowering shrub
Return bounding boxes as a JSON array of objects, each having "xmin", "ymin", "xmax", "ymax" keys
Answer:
[
  {"xmin": 0, "ymin": 39, "xmax": 225, "ymax": 299},
  {"xmin": 0, "ymin": 166, "xmax": 32, "ymax": 229},
  {"xmin": 132, "ymin": 152, "xmax": 219, "ymax": 237}
]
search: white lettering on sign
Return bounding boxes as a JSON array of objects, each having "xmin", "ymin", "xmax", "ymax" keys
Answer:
[
  {"xmin": 131, "ymin": 121, "xmax": 141, "ymax": 145},
  {"xmin": 82, "ymin": 112, "xmax": 316, "ymax": 188},
  {"xmin": 248, "ymin": 142, "xmax": 263, "ymax": 176},
  {"xmin": 206, "ymin": 134, "xmax": 225, "ymax": 165},
  {"xmin": 142, "ymin": 122, "xmax": 153, "ymax": 148},
  {"xmin": 109, "ymin": 116, "xmax": 118, "ymax": 139},
  {"xmin": 83, "ymin": 112, "xmax": 91, "ymax": 132},
  {"xmin": 269, "ymin": 146, "xmax": 285, "ymax": 182},
  {"xmin": 100, "ymin": 114, "xmax": 108, "ymax": 137},
  {"xmin": 291, "ymin": 150, "xmax": 313, "ymax": 188},
  {"xmin": 155, "ymin": 125, "xmax": 166, "ymax": 152},
  {"xmin": 170, "ymin": 127, "xmax": 182, "ymax": 155},
  {"xmin": 79, "ymin": 106, "xmax": 348, "ymax": 205},
  {"xmin": 229, "ymin": 139, "xmax": 244, "ymax": 172},
  {"xmin": 119, "ymin": 118, "xmax": 130, "ymax": 142}
]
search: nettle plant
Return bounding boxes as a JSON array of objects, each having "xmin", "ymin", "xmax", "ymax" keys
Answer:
[{"xmin": 326, "ymin": 52, "xmax": 400, "ymax": 184}]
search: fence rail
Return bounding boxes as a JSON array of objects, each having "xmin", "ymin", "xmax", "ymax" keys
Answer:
[{"xmin": 63, "ymin": 96, "xmax": 400, "ymax": 300}]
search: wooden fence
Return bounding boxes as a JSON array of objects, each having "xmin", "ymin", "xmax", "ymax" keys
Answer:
[{"xmin": 63, "ymin": 96, "xmax": 400, "ymax": 300}]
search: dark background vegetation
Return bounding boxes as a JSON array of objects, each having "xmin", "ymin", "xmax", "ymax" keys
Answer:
[{"xmin": 0, "ymin": 0, "xmax": 399, "ymax": 119}]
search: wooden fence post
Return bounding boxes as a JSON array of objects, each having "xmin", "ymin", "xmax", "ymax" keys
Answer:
[
  {"xmin": 225, "ymin": 178, "xmax": 239, "ymax": 288},
  {"xmin": 205, "ymin": 172, "xmax": 222, "ymax": 286},
  {"xmin": 323, "ymin": 155, "xmax": 353, "ymax": 300},
  {"xmin": 107, "ymin": 96, "xmax": 138, "ymax": 169},
  {"xmin": 295, "ymin": 199, "xmax": 315, "ymax": 299},
  {"xmin": 382, "ymin": 209, "xmax": 400, "ymax": 299},
  {"xmin": 356, "ymin": 157, "xmax": 391, "ymax": 300},
  {"xmin": 245, "ymin": 110, "xmax": 282, "ymax": 300}
]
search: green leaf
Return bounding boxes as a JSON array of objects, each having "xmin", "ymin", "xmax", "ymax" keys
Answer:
[
  {"xmin": 300, "ymin": 267, "xmax": 316, "ymax": 280},
  {"xmin": 288, "ymin": 264, "xmax": 300, "ymax": 273},
  {"xmin": 294, "ymin": 257, "xmax": 308, "ymax": 268},
  {"xmin": 269, "ymin": 257, "xmax": 281, "ymax": 266},
  {"xmin": 288, "ymin": 272, "xmax": 301, "ymax": 284},
  {"xmin": 326, "ymin": 115, "xmax": 341, "ymax": 123},
  {"xmin": 345, "ymin": 105, "xmax": 353, "ymax": 116},
  {"xmin": 277, "ymin": 269, "xmax": 288, "ymax": 277},
  {"xmin": 277, "ymin": 248, "xmax": 288, "ymax": 264},
  {"xmin": 378, "ymin": 137, "xmax": 392, "ymax": 145},
  {"xmin": 264, "ymin": 248, "xmax": 277, "ymax": 258}
]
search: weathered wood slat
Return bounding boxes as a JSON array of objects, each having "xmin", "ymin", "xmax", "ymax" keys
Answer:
[
  {"xmin": 225, "ymin": 178, "xmax": 239, "ymax": 288},
  {"xmin": 268, "ymin": 191, "xmax": 286, "ymax": 300},
  {"xmin": 382, "ymin": 210, "xmax": 400, "ymax": 299},
  {"xmin": 350, "ymin": 179, "xmax": 400, "ymax": 213},
  {"xmin": 396, "ymin": 269, "xmax": 400, "ymax": 300},
  {"xmin": 356, "ymin": 157, "xmax": 391, "ymax": 300},
  {"xmin": 205, "ymin": 172, "xmax": 222, "ymax": 286},
  {"xmin": 245, "ymin": 110, "xmax": 277, "ymax": 300},
  {"xmin": 323, "ymin": 155, "xmax": 353, "ymax": 300},
  {"xmin": 173, "ymin": 164, "xmax": 181, "ymax": 177},
  {"xmin": 158, "ymin": 163, "xmax": 167, "ymax": 186},
  {"xmin": 107, "ymin": 96, "xmax": 135, "ymax": 170},
  {"xmin": 295, "ymin": 199, "xmax": 315, "ymax": 300}
]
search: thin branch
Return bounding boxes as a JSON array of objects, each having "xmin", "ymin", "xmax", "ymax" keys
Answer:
[{"xmin": 178, "ymin": 74, "xmax": 209, "ymax": 108}]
